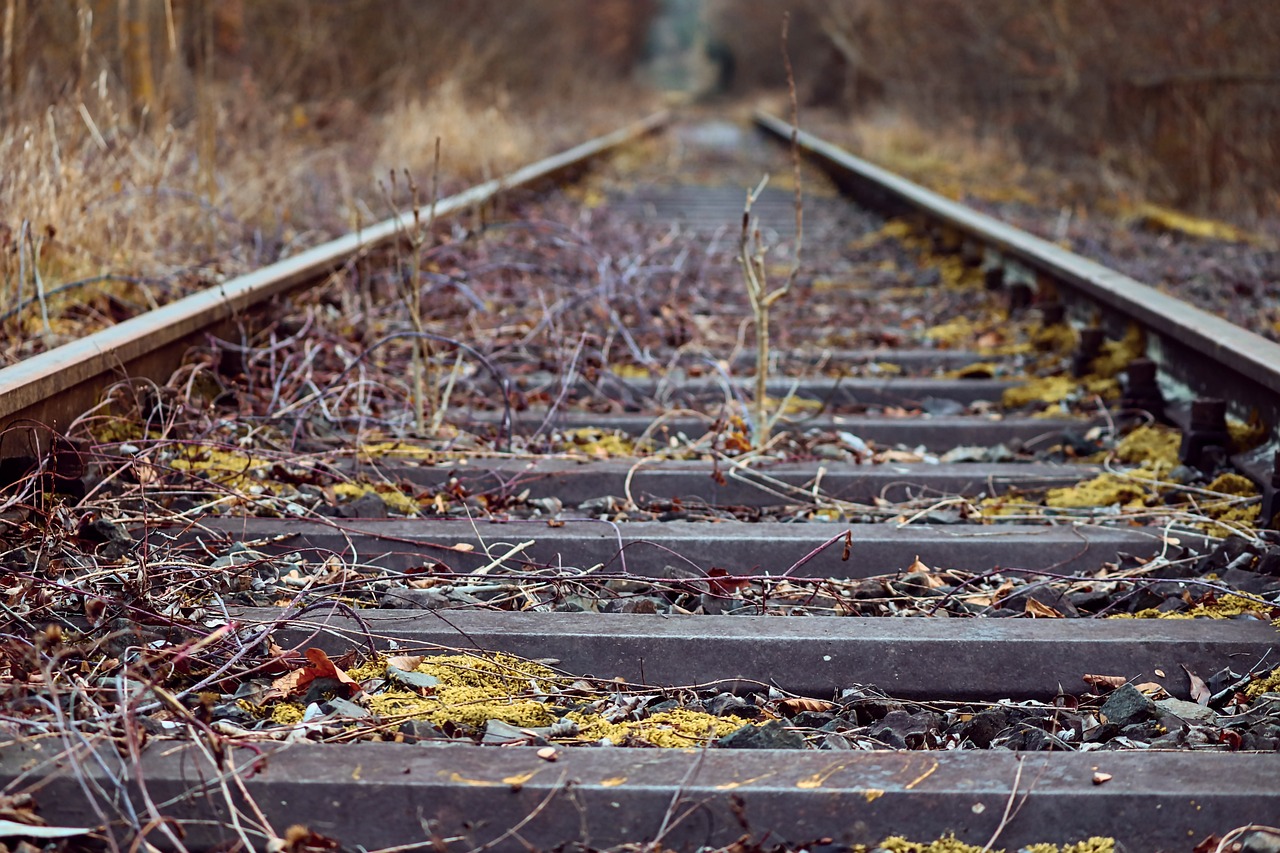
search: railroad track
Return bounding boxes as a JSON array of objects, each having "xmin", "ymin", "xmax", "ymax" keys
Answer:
[{"xmin": 2, "ymin": 110, "xmax": 1279, "ymax": 853}]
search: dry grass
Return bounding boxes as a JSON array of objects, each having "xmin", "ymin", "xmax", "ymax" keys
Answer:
[{"xmin": 0, "ymin": 2, "xmax": 658, "ymax": 362}]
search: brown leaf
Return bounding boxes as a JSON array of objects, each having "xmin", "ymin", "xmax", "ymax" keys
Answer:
[
  {"xmin": 1182, "ymin": 664, "xmax": 1211, "ymax": 705},
  {"xmin": 706, "ymin": 568, "xmax": 750, "ymax": 597},
  {"xmin": 1082, "ymin": 674, "xmax": 1127, "ymax": 691},
  {"xmin": 270, "ymin": 648, "xmax": 360, "ymax": 700},
  {"xmin": 1024, "ymin": 598, "xmax": 1063, "ymax": 618},
  {"xmin": 778, "ymin": 698, "xmax": 836, "ymax": 715},
  {"xmin": 1134, "ymin": 682, "xmax": 1169, "ymax": 699},
  {"xmin": 386, "ymin": 655, "xmax": 425, "ymax": 673},
  {"xmin": 907, "ymin": 555, "xmax": 931, "ymax": 574}
]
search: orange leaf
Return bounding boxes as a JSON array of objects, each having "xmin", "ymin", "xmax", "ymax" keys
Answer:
[
  {"xmin": 1082, "ymin": 674, "xmax": 1126, "ymax": 691},
  {"xmin": 270, "ymin": 648, "xmax": 360, "ymax": 699}
]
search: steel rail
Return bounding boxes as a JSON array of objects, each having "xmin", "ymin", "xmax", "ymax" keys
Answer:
[
  {"xmin": 755, "ymin": 110, "xmax": 1280, "ymax": 440},
  {"xmin": 0, "ymin": 111, "xmax": 669, "ymax": 447}
]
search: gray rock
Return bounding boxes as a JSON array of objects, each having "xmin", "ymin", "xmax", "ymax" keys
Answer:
[
  {"xmin": 960, "ymin": 708, "xmax": 1010, "ymax": 748},
  {"xmin": 482, "ymin": 719, "xmax": 547, "ymax": 745},
  {"xmin": 1155, "ymin": 697, "xmax": 1217, "ymax": 724},
  {"xmin": 386, "ymin": 665, "xmax": 440, "ymax": 690},
  {"xmin": 1241, "ymin": 830, "xmax": 1280, "ymax": 853},
  {"xmin": 324, "ymin": 697, "xmax": 370, "ymax": 719},
  {"xmin": 716, "ymin": 719, "xmax": 805, "ymax": 749},
  {"xmin": 399, "ymin": 719, "xmax": 448, "ymax": 743},
  {"xmin": 706, "ymin": 692, "xmax": 757, "ymax": 718},
  {"xmin": 1100, "ymin": 684, "xmax": 1156, "ymax": 728}
]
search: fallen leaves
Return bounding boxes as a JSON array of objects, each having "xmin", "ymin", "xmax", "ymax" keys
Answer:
[{"xmin": 268, "ymin": 648, "xmax": 362, "ymax": 701}]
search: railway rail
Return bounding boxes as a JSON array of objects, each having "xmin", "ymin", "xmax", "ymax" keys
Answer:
[{"xmin": 2, "ymin": 110, "xmax": 1280, "ymax": 852}]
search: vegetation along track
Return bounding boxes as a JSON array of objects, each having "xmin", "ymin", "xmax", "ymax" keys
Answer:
[{"xmin": 2, "ymin": 111, "xmax": 1280, "ymax": 853}]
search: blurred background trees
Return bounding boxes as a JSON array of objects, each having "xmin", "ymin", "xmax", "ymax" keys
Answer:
[
  {"xmin": 707, "ymin": 0, "xmax": 1280, "ymax": 215},
  {"xmin": 3, "ymin": 0, "xmax": 1276, "ymax": 216},
  {"xmin": 2, "ymin": 0, "xmax": 657, "ymax": 119}
]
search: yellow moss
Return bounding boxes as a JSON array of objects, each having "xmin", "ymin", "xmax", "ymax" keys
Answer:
[
  {"xmin": 357, "ymin": 441, "xmax": 437, "ymax": 462},
  {"xmin": 567, "ymin": 708, "xmax": 748, "ymax": 747},
  {"xmin": 1044, "ymin": 471, "xmax": 1156, "ymax": 508},
  {"xmin": 354, "ymin": 652, "xmax": 567, "ymax": 729},
  {"xmin": 1088, "ymin": 326, "xmax": 1144, "ymax": 379},
  {"xmin": 945, "ymin": 362, "xmax": 1002, "ymax": 379},
  {"xmin": 271, "ymin": 702, "xmax": 305, "ymax": 725},
  {"xmin": 1245, "ymin": 667, "xmax": 1280, "ymax": 698},
  {"xmin": 1031, "ymin": 323, "xmax": 1076, "ymax": 355},
  {"xmin": 611, "ymin": 364, "xmax": 653, "ymax": 380},
  {"xmin": 762, "ymin": 394, "xmax": 823, "ymax": 414},
  {"xmin": 369, "ymin": 686, "xmax": 555, "ymax": 728},
  {"xmin": 168, "ymin": 447, "xmax": 282, "ymax": 493},
  {"xmin": 562, "ymin": 428, "xmax": 638, "ymax": 458},
  {"xmin": 90, "ymin": 416, "xmax": 146, "ymax": 444},
  {"xmin": 923, "ymin": 317, "xmax": 981, "ymax": 348},
  {"xmin": 1131, "ymin": 202, "xmax": 1259, "ymax": 244},
  {"xmin": 1002, "ymin": 375, "xmax": 1080, "ymax": 408},
  {"xmin": 1199, "ymin": 504, "xmax": 1261, "ymax": 537},
  {"xmin": 1205, "ymin": 473, "xmax": 1258, "ymax": 497},
  {"xmin": 1064, "ymin": 841, "xmax": 1117, "ymax": 853},
  {"xmin": 331, "ymin": 482, "xmax": 420, "ymax": 515},
  {"xmin": 1115, "ymin": 425, "xmax": 1181, "ymax": 470},
  {"xmin": 1080, "ymin": 376, "xmax": 1120, "ymax": 401},
  {"xmin": 1114, "ymin": 594, "xmax": 1269, "ymax": 621},
  {"xmin": 852, "ymin": 837, "xmax": 1114, "ymax": 853},
  {"xmin": 975, "ymin": 496, "xmax": 1042, "ymax": 518},
  {"xmin": 1228, "ymin": 413, "xmax": 1268, "ymax": 452}
]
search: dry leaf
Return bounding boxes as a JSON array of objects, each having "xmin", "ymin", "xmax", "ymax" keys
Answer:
[
  {"xmin": 1024, "ymin": 598, "xmax": 1063, "ymax": 618},
  {"xmin": 386, "ymin": 655, "xmax": 425, "ymax": 673},
  {"xmin": 778, "ymin": 698, "xmax": 836, "ymax": 715},
  {"xmin": 1082, "ymin": 674, "xmax": 1126, "ymax": 690},
  {"xmin": 1182, "ymin": 664, "xmax": 1212, "ymax": 705},
  {"xmin": 537, "ymin": 747, "xmax": 558, "ymax": 762},
  {"xmin": 1134, "ymin": 682, "xmax": 1169, "ymax": 699},
  {"xmin": 452, "ymin": 543, "xmax": 475, "ymax": 553},
  {"xmin": 874, "ymin": 449, "xmax": 925, "ymax": 464},
  {"xmin": 706, "ymin": 567, "xmax": 751, "ymax": 597},
  {"xmin": 270, "ymin": 648, "xmax": 361, "ymax": 700}
]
